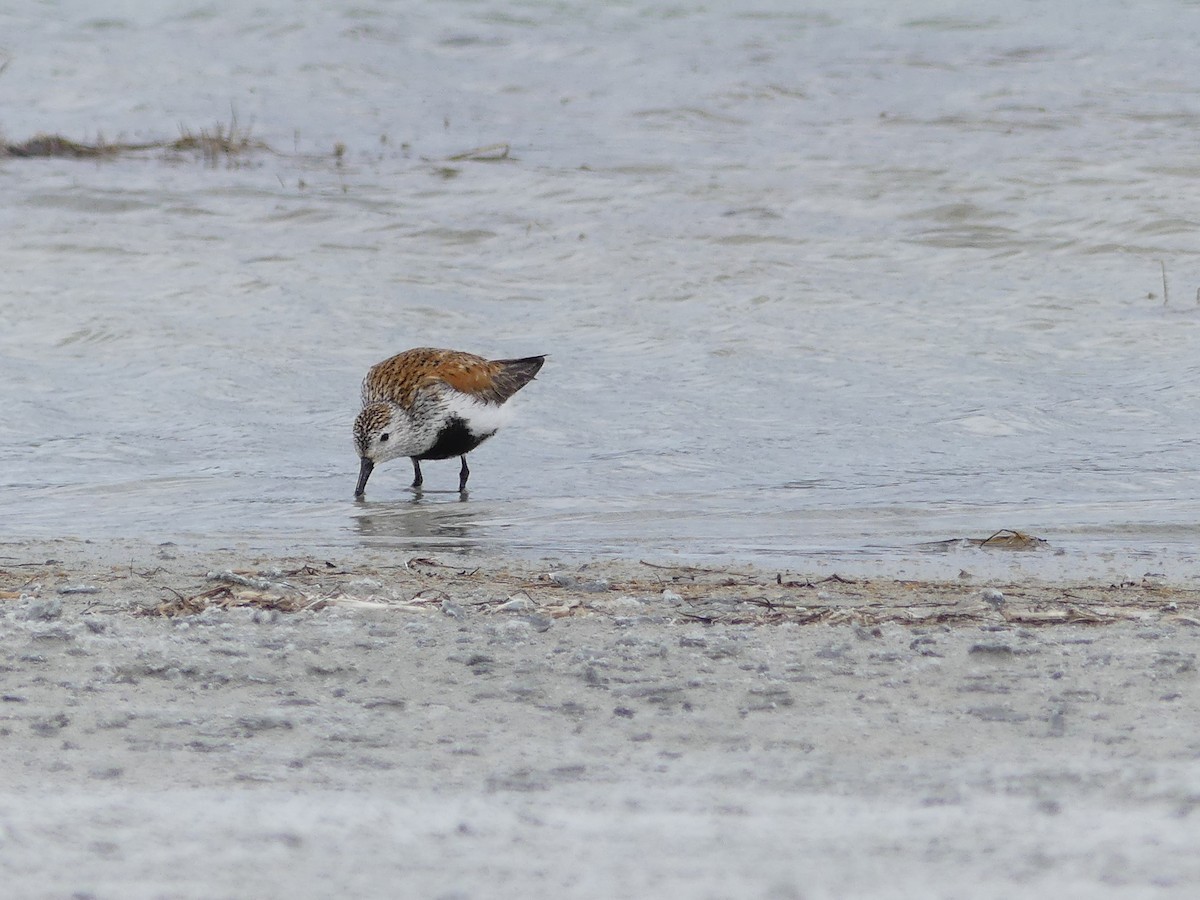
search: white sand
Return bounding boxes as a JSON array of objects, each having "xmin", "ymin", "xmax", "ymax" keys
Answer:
[{"xmin": 1, "ymin": 542, "xmax": 1198, "ymax": 898}]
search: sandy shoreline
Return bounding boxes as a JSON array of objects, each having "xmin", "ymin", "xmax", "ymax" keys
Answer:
[{"xmin": 2, "ymin": 542, "xmax": 1199, "ymax": 898}]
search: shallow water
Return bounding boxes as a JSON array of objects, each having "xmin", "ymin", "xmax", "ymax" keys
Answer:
[{"xmin": 4, "ymin": 0, "xmax": 1200, "ymax": 580}]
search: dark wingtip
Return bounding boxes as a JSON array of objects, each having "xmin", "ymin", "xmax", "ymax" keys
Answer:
[{"xmin": 489, "ymin": 355, "xmax": 546, "ymax": 400}]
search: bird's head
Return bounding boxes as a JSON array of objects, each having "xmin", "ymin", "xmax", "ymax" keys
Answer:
[{"xmin": 353, "ymin": 401, "xmax": 406, "ymax": 497}]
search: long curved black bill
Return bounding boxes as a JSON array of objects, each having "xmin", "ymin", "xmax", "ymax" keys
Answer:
[{"xmin": 354, "ymin": 457, "xmax": 374, "ymax": 498}]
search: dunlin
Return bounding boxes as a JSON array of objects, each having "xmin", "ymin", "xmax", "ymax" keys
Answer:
[{"xmin": 353, "ymin": 347, "xmax": 545, "ymax": 497}]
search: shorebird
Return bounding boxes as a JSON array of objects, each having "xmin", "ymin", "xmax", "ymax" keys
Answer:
[{"xmin": 353, "ymin": 347, "xmax": 545, "ymax": 497}]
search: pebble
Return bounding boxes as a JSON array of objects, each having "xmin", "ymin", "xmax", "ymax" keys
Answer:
[
  {"xmin": 195, "ymin": 606, "xmax": 229, "ymax": 626},
  {"xmin": 19, "ymin": 598, "xmax": 63, "ymax": 621},
  {"xmin": 604, "ymin": 596, "xmax": 645, "ymax": 611},
  {"xmin": 207, "ymin": 571, "xmax": 275, "ymax": 591},
  {"xmin": 497, "ymin": 620, "xmax": 534, "ymax": 641},
  {"xmin": 29, "ymin": 712, "xmax": 70, "ymax": 736},
  {"xmin": 236, "ymin": 712, "xmax": 293, "ymax": 734},
  {"xmin": 495, "ymin": 597, "xmax": 535, "ymax": 613},
  {"xmin": 549, "ymin": 573, "xmax": 608, "ymax": 592}
]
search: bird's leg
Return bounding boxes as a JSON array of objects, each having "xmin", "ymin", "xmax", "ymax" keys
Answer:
[
  {"xmin": 458, "ymin": 455, "xmax": 470, "ymax": 492},
  {"xmin": 410, "ymin": 457, "xmax": 423, "ymax": 488}
]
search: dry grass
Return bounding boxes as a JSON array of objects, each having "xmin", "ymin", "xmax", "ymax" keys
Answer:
[
  {"xmin": 138, "ymin": 583, "xmax": 329, "ymax": 617},
  {"xmin": 5, "ymin": 134, "xmax": 124, "ymax": 158},
  {"xmin": 3, "ymin": 116, "xmax": 270, "ymax": 163},
  {"xmin": 167, "ymin": 117, "xmax": 268, "ymax": 163},
  {"xmin": 96, "ymin": 553, "xmax": 1200, "ymax": 628}
]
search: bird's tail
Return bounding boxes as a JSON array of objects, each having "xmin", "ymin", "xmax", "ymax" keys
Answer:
[{"xmin": 489, "ymin": 355, "xmax": 546, "ymax": 402}]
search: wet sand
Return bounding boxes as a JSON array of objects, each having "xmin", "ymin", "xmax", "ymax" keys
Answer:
[{"xmin": 2, "ymin": 541, "xmax": 1199, "ymax": 898}]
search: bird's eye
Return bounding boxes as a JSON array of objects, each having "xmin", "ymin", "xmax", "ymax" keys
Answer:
[{"xmin": 380, "ymin": 433, "xmax": 390, "ymax": 442}]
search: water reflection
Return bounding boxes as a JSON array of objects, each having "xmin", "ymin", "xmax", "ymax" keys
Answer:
[{"xmin": 351, "ymin": 492, "xmax": 483, "ymax": 553}]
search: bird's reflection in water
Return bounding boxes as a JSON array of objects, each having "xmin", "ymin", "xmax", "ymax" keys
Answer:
[{"xmin": 352, "ymin": 491, "xmax": 486, "ymax": 553}]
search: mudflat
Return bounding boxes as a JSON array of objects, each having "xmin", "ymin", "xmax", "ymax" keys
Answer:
[{"xmin": 2, "ymin": 542, "xmax": 1198, "ymax": 898}]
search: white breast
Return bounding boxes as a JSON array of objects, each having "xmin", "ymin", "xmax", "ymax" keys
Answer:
[{"xmin": 442, "ymin": 390, "xmax": 515, "ymax": 437}]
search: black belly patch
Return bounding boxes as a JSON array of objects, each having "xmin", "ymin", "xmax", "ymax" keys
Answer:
[{"xmin": 419, "ymin": 417, "xmax": 494, "ymax": 460}]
